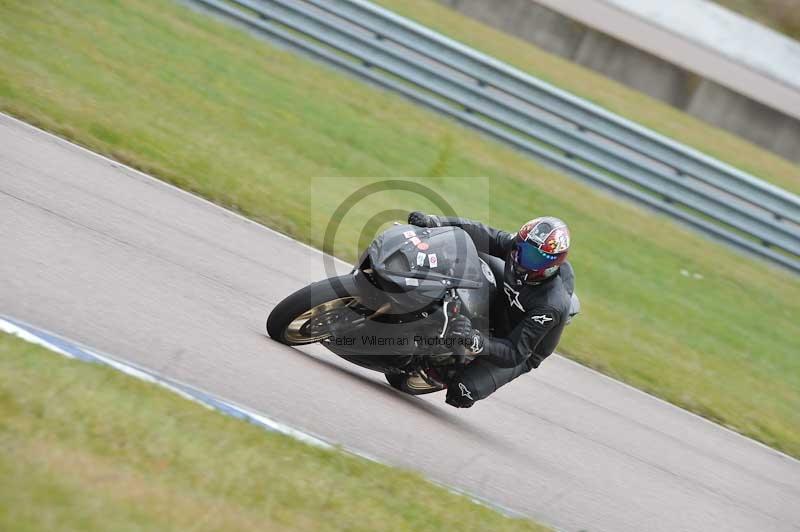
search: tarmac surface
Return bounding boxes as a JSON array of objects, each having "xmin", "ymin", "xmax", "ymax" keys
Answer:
[{"xmin": 2, "ymin": 113, "xmax": 799, "ymax": 532}]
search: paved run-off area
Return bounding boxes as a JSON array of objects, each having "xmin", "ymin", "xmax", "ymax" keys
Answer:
[{"xmin": 2, "ymin": 115, "xmax": 799, "ymax": 531}]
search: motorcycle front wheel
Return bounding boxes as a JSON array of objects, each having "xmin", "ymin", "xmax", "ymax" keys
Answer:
[{"xmin": 267, "ymin": 275, "xmax": 363, "ymax": 345}]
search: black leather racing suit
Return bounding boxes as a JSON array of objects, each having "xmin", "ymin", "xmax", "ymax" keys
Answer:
[{"xmin": 428, "ymin": 216, "xmax": 575, "ymax": 405}]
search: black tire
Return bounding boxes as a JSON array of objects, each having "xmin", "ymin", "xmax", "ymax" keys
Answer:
[
  {"xmin": 385, "ymin": 373, "xmax": 406, "ymax": 391},
  {"xmin": 267, "ymin": 275, "xmax": 359, "ymax": 345}
]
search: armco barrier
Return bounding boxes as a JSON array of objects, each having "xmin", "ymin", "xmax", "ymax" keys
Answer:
[{"xmin": 187, "ymin": 0, "xmax": 800, "ymax": 272}]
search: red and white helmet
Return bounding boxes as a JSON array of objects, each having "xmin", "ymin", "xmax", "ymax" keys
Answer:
[{"xmin": 509, "ymin": 217, "xmax": 571, "ymax": 284}]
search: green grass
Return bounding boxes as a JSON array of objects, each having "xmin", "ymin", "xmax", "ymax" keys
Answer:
[
  {"xmin": 373, "ymin": 0, "xmax": 800, "ymax": 195},
  {"xmin": 0, "ymin": 0, "xmax": 798, "ymax": 458},
  {"xmin": 0, "ymin": 332, "xmax": 548, "ymax": 531}
]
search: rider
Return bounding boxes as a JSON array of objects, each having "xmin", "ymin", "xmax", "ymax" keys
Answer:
[{"xmin": 408, "ymin": 212, "xmax": 576, "ymax": 408}]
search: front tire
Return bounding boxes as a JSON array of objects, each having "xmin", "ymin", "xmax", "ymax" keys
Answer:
[{"xmin": 267, "ymin": 275, "xmax": 361, "ymax": 345}]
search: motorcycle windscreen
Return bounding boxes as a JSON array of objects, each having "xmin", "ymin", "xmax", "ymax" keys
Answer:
[{"xmin": 369, "ymin": 225, "xmax": 483, "ymax": 291}]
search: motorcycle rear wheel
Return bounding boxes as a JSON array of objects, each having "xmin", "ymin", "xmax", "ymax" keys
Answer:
[{"xmin": 385, "ymin": 372, "xmax": 445, "ymax": 395}]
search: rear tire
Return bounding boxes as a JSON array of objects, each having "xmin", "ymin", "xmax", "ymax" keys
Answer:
[
  {"xmin": 384, "ymin": 372, "xmax": 445, "ymax": 395},
  {"xmin": 385, "ymin": 373, "xmax": 406, "ymax": 391},
  {"xmin": 267, "ymin": 275, "xmax": 359, "ymax": 345}
]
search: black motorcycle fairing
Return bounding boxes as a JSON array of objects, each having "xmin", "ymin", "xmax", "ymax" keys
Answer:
[
  {"xmin": 347, "ymin": 225, "xmax": 494, "ymax": 336},
  {"xmin": 350, "ymin": 224, "xmax": 484, "ymax": 319},
  {"xmin": 284, "ymin": 225, "xmax": 496, "ymax": 376},
  {"xmin": 319, "ymin": 297, "xmax": 466, "ymax": 374},
  {"xmin": 367, "ymin": 224, "xmax": 483, "ymax": 293}
]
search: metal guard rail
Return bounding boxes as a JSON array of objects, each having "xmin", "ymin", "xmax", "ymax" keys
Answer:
[{"xmin": 188, "ymin": 0, "xmax": 800, "ymax": 273}]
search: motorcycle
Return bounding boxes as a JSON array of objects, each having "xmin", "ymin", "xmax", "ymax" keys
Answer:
[
  {"xmin": 267, "ymin": 224, "xmax": 580, "ymax": 395},
  {"xmin": 267, "ymin": 223, "xmax": 576, "ymax": 395}
]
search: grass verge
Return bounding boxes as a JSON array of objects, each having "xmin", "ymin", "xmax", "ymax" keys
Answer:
[
  {"xmin": 0, "ymin": 0, "xmax": 798, "ymax": 457},
  {"xmin": 373, "ymin": 0, "xmax": 800, "ymax": 194},
  {"xmin": 0, "ymin": 332, "xmax": 548, "ymax": 531}
]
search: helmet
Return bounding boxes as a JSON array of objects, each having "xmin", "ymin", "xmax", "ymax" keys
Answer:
[{"xmin": 509, "ymin": 217, "xmax": 570, "ymax": 285}]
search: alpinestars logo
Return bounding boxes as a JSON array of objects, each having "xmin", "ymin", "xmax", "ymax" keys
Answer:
[
  {"xmin": 531, "ymin": 314, "xmax": 553, "ymax": 325},
  {"xmin": 470, "ymin": 334, "xmax": 484, "ymax": 354},
  {"xmin": 458, "ymin": 382, "xmax": 473, "ymax": 400},
  {"xmin": 503, "ymin": 282, "xmax": 525, "ymax": 312}
]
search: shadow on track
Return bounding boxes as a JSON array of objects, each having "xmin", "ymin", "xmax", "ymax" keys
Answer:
[{"xmin": 262, "ymin": 335, "xmax": 513, "ymax": 450}]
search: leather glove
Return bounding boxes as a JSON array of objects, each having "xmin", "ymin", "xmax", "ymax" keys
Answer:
[
  {"xmin": 446, "ymin": 316, "xmax": 484, "ymax": 354},
  {"xmin": 408, "ymin": 211, "xmax": 439, "ymax": 228},
  {"xmin": 446, "ymin": 377, "xmax": 476, "ymax": 408},
  {"xmin": 446, "ymin": 315, "xmax": 473, "ymax": 340}
]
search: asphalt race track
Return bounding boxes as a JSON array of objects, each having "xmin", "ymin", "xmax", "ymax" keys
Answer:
[{"xmin": 2, "ymin": 113, "xmax": 799, "ymax": 532}]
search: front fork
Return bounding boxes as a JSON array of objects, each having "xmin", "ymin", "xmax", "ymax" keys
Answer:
[
  {"xmin": 398, "ymin": 290, "xmax": 470, "ymax": 388},
  {"xmin": 445, "ymin": 288, "xmax": 470, "ymax": 353}
]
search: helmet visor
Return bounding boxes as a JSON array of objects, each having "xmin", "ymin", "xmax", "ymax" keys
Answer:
[{"xmin": 515, "ymin": 242, "xmax": 560, "ymax": 272}]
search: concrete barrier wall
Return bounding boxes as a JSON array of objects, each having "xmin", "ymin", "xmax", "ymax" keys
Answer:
[
  {"xmin": 440, "ymin": 0, "xmax": 587, "ymax": 58},
  {"xmin": 572, "ymin": 30, "xmax": 698, "ymax": 109},
  {"xmin": 688, "ymin": 79, "xmax": 800, "ymax": 154},
  {"xmin": 438, "ymin": 0, "xmax": 800, "ymax": 164}
]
